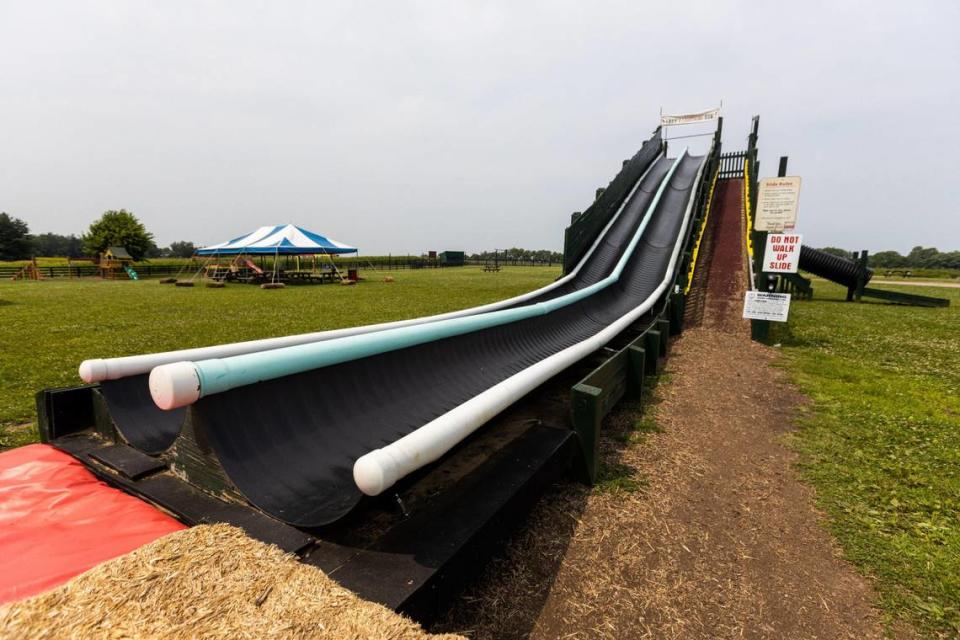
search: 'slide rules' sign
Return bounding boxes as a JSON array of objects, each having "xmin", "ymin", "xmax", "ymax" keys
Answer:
[
  {"xmin": 742, "ymin": 291, "xmax": 791, "ymax": 322},
  {"xmin": 763, "ymin": 233, "xmax": 802, "ymax": 273},
  {"xmin": 755, "ymin": 176, "xmax": 801, "ymax": 231}
]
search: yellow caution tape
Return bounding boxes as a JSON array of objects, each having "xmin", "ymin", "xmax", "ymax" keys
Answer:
[
  {"xmin": 683, "ymin": 167, "xmax": 720, "ymax": 295},
  {"xmin": 743, "ymin": 158, "xmax": 754, "ymax": 258}
]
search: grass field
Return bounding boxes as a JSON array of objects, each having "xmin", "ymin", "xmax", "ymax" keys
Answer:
[
  {"xmin": 0, "ymin": 266, "xmax": 559, "ymax": 447},
  {"xmin": 3, "ymin": 267, "xmax": 958, "ymax": 634},
  {"xmin": 773, "ymin": 281, "xmax": 960, "ymax": 636}
]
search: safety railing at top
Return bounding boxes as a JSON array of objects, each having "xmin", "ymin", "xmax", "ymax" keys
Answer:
[{"xmin": 561, "ymin": 129, "xmax": 664, "ymax": 274}]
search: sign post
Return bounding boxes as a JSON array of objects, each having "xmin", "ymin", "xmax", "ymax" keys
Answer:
[{"xmin": 748, "ymin": 155, "xmax": 800, "ymax": 341}]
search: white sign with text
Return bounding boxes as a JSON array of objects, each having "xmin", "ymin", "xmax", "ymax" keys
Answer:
[
  {"xmin": 660, "ymin": 107, "xmax": 720, "ymax": 126},
  {"xmin": 755, "ymin": 176, "xmax": 801, "ymax": 231},
  {"xmin": 742, "ymin": 291, "xmax": 791, "ymax": 322}
]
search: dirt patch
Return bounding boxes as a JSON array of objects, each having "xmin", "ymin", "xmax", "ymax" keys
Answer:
[{"xmin": 434, "ymin": 180, "xmax": 908, "ymax": 638}]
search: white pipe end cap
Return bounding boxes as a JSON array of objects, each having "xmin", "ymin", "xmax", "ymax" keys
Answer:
[
  {"xmin": 354, "ymin": 449, "xmax": 398, "ymax": 496},
  {"xmin": 78, "ymin": 359, "xmax": 108, "ymax": 383},
  {"xmin": 149, "ymin": 362, "xmax": 201, "ymax": 410}
]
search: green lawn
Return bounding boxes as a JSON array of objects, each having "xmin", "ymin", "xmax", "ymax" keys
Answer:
[
  {"xmin": 0, "ymin": 267, "xmax": 559, "ymax": 446},
  {"xmin": 4, "ymin": 267, "xmax": 958, "ymax": 635},
  {"xmin": 773, "ymin": 281, "xmax": 960, "ymax": 636}
]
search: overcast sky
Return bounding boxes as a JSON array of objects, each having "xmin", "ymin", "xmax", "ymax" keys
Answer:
[{"xmin": 2, "ymin": 1, "xmax": 958, "ymax": 255}]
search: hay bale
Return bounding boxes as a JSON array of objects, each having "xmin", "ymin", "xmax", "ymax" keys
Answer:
[
  {"xmin": 383, "ymin": 276, "xmax": 395, "ymax": 283},
  {"xmin": 0, "ymin": 524, "xmax": 464, "ymax": 640},
  {"xmin": 174, "ymin": 281, "xmax": 194, "ymax": 287},
  {"xmin": 260, "ymin": 282, "xmax": 286, "ymax": 290}
]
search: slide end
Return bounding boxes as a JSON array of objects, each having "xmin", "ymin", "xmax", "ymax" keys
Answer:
[
  {"xmin": 149, "ymin": 361, "xmax": 201, "ymax": 410},
  {"xmin": 78, "ymin": 359, "xmax": 108, "ymax": 383},
  {"xmin": 354, "ymin": 449, "xmax": 403, "ymax": 496}
]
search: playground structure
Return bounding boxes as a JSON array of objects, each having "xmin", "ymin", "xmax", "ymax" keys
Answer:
[
  {"xmin": 9, "ymin": 115, "xmax": 950, "ymax": 623},
  {"xmin": 9, "ymin": 257, "xmax": 42, "ymax": 281},
  {"xmin": 97, "ymin": 246, "xmax": 138, "ymax": 280}
]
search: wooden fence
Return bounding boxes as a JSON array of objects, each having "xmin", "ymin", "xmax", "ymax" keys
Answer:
[{"xmin": 1, "ymin": 258, "xmax": 563, "ymax": 279}]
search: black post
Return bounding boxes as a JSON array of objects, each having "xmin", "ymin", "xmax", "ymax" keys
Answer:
[
  {"xmin": 765, "ymin": 155, "xmax": 790, "ymax": 293},
  {"xmin": 748, "ymin": 116, "xmax": 771, "ymax": 342},
  {"xmin": 846, "ymin": 252, "xmax": 859, "ymax": 301},
  {"xmin": 849, "ymin": 249, "xmax": 870, "ymax": 302}
]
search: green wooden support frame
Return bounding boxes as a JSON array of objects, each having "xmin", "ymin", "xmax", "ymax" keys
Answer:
[
  {"xmin": 643, "ymin": 330, "xmax": 661, "ymax": 374},
  {"xmin": 656, "ymin": 318, "xmax": 670, "ymax": 355},
  {"xmin": 568, "ymin": 121, "xmax": 723, "ymax": 486},
  {"xmin": 562, "ymin": 130, "xmax": 664, "ymax": 273},
  {"xmin": 669, "ymin": 292, "xmax": 684, "ymax": 335},
  {"xmin": 570, "ymin": 334, "xmax": 647, "ymax": 484},
  {"xmin": 570, "ymin": 384, "xmax": 603, "ymax": 483}
]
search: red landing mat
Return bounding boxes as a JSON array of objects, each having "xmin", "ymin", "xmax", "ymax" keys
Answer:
[{"xmin": 0, "ymin": 444, "xmax": 185, "ymax": 604}]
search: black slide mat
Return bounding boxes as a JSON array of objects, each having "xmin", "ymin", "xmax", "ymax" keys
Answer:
[
  {"xmin": 98, "ymin": 135, "xmax": 664, "ymax": 455},
  {"xmin": 195, "ymin": 153, "xmax": 703, "ymax": 526}
]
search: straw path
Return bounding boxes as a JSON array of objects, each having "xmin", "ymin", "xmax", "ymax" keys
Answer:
[{"xmin": 0, "ymin": 524, "xmax": 464, "ymax": 640}]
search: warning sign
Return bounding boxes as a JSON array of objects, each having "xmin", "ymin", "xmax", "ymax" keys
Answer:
[
  {"xmin": 763, "ymin": 233, "xmax": 802, "ymax": 273},
  {"xmin": 742, "ymin": 291, "xmax": 791, "ymax": 322},
  {"xmin": 755, "ymin": 176, "xmax": 801, "ymax": 231}
]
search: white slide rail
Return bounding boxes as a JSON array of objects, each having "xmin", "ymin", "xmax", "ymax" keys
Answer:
[
  {"xmin": 353, "ymin": 153, "xmax": 707, "ymax": 496},
  {"xmin": 79, "ymin": 150, "xmax": 663, "ymax": 384}
]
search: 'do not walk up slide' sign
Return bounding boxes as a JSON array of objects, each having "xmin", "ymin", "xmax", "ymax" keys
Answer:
[{"xmin": 763, "ymin": 233, "xmax": 802, "ymax": 273}]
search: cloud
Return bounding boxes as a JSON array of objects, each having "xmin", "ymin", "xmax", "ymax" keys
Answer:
[{"xmin": 1, "ymin": 0, "xmax": 957, "ymax": 253}]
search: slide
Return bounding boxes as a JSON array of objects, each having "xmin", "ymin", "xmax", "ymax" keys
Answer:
[
  {"xmin": 153, "ymin": 151, "xmax": 704, "ymax": 526},
  {"xmin": 797, "ymin": 245, "xmax": 872, "ymax": 289},
  {"xmin": 86, "ymin": 133, "xmax": 667, "ymax": 454},
  {"xmin": 243, "ymin": 258, "xmax": 264, "ymax": 275},
  {"xmin": 81, "ymin": 132, "xmax": 664, "ymax": 387},
  {"xmin": 61, "ymin": 131, "xmax": 710, "ymax": 528}
]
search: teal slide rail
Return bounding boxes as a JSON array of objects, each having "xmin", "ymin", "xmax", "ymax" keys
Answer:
[{"xmin": 157, "ymin": 150, "xmax": 689, "ymax": 405}]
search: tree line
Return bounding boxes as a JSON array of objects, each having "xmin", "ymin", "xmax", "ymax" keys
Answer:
[
  {"xmin": 0, "ymin": 210, "xmax": 195, "ymax": 261},
  {"xmin": 818, "ymin": 246, "xmax": 960, "ymax": 270},
  {"xmin": 1, "ymin": 211, "xmax": 567, "ymax": 265},
  {"xmin": 469, "ymin": 248, "xmax": 563, "ymax": 263}
]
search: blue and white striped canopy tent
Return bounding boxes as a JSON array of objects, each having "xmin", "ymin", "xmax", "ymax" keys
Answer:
[{"xmin": 195, "ymin": 224, "xmax": 357, "ymax": 256}]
